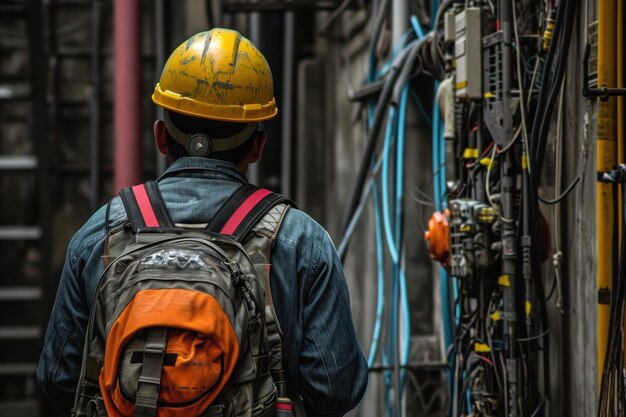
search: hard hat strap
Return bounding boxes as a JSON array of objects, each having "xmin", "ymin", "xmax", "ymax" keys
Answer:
[{"xmin": 164, "ymin": 111, "xmax": 258, "ymax": 157}]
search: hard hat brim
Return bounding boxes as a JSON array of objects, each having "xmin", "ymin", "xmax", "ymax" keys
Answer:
[{"xmin": 152, "ymin": 84, "xmax": 278, "ymax": 123}]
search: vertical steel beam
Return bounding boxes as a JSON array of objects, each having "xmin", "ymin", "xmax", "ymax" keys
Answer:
[
  {"xmin": 114, "ymin": 0, "xmax": 142, "ymax": 192},
  {"xmin": 281, "ymin": 10, "xmax": 294, "ymax": 196},
  {"xmin": 155, "ymin": 0, "xmax": 168, "ymax": 175},
  {"xmin": 26, "ymin": 0, "xmax": 50, "ymax": 412}
]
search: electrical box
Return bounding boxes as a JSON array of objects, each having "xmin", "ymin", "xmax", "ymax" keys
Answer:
[
  {"xmin": 444, "ymin": 10, "xmax": 456, "ymax": 43},
  {"xmin": 455, "ymin": 8, "xmax": 482, "ymax": 99}
]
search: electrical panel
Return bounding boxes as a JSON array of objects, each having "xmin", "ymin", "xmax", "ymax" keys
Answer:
[
  {"xmin": 454, "ymin": 8, "xmax": 482, "ymax": 100},
  {"xmin": 449, "ymin": 199, "xmax": 497, "ymax": 279}
]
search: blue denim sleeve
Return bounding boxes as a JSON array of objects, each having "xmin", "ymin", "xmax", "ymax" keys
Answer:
[
  {"xmin": 271, "ymin": 211, "xmax": 368, "ymax": 417},
  {"xmin": 300, "ymin": 231, "xmax": 368, "ymax": 416},
  {"xmin": 37, "ymin": 205, "xmax": 108, "ymax": 414}
]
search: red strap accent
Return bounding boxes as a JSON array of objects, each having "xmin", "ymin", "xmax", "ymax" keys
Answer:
[
  {"xmin": 220, "ymin": 189, "xmax": 272, "ymax": 235},
  {"xmin": 131, "ymin": 184, "xmax": 160, "ymax": 228},
  {"xmin": 276, "ymin": 402, "xmax": 293, "ymax": 411}
]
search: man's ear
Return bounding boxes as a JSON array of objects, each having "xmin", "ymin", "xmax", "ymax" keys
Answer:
[
  {"xmin": 154, "ymin": 120, "xmax": 169, "ymax": 156},
  {"xmin": 246, "ymin": 131, "xmax": 267, "ymax": 164}
]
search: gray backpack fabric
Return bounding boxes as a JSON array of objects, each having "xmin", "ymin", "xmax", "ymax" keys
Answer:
[{"xmin": 72, "ymin": 182, "xmax": 292, "ymax": 417}]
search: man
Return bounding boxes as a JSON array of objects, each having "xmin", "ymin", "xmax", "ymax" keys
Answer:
[{"xmin": 38, "ymin": 28, "xmax": 368, "ymax": 416}]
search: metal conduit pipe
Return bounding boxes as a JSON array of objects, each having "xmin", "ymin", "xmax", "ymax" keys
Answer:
[
  {"xmin": 90, "ymin": 0, "xmax": 103, "ymax": 210},
  {"xmin": 114, "ymin": 0, "xmax": 142, "ymax": 192},
  {"xmin": 247, "ymin": 8, "xmax": 261, "ymax": 184}
]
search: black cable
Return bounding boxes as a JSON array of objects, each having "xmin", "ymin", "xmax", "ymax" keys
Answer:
[
  {"xmin": 598, "ymin": 175, "xmax": 626, "ymax": 417},
  {"xmin": 545, "ymin": 271, "xmax": 558, "ymax": 301},
  {"xmin": 537, "ymin": 176, "xmax": 580, "ymax": 205},
  {"xmin": 533, "ymin": 0, "xmax": 576, "ymax": 175},
  {"xmin": 525, "ymin": 1, "xmax": 578, "ymax": 409},
  {"xmin": 430, "ymin": 0, "xmax": 455, "ymax": 80},
  {"xmin": 517, "ymin": 328, "xmax": 550, "ymax": 342},
  {"xmin": 349, "ymin": 77, "xmax": 387, "ymax": 102},
  {"xmin": 368, "ymin": 0, "xmax": 390, "ymax": 67},
  {"xmin": 347, "ymin": 42, "xmax": 424, "ymax": 103},
  {"xmin": 392, "ymin": 41, "xmax": 424, "ymax": 103},
  {"xmin": 532, "ymin": 0, "xmax": 576, "ymax": 172},
  {"xmin": 317, "ymin": 0, "xmax": 354, "ymax": 37},
  {"xmin": 528, "ymin": 0, "xmax": 567, "ymax": 163},
  {"xmin": 339, "ymin": 41, "xmax": 417, "ymax": 261}
]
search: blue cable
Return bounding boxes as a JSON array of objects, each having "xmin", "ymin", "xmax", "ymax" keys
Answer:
[
  {"xmin": 396, "ymin": 84, "xmax": 411, "ymax": 395},
  {"xmin": 438, "ymin": 116, "xmax": 446, "ymax": 205},
  {"xmin": 384, "ymin": 103, "xmax": 399, "ymax": 414},
  {"xmin": 410, "ymin": 15, "xmax": 426, "ymax": 39},
  {"xmin": 431, "ymin": 73, "xmax": 456, "ymax": 405},
  {"xmin": 376, "ymin": 30, "xmax": 413, "ymax": 79},
  {"xmin": 368, "ymin": 182, "xmax": 386, "ymax": 367},
  {"xmin": 431, "ymin": 0, "xmax": 439, "ymax": 29},
  {"xmin": 399, "ymin": 269, "xmax": 410, "ymax": 386},
  {"xmin": 381, "ymin": 106, "xmax": 400, "ymax": 264},
  {"xmin": 366, "ymin": 14, "xmax": 431, "ymax": 415},
  {"xmin": 383, "ymin": 351, "xmax": 392, "ymax": 417},
  {"xmin": 432, "ymin": 82, "xmax": 442, "ymax": 211},
  {"xmin": 389, "ymin": 262, "xmax": 398, "ymax": 411}
]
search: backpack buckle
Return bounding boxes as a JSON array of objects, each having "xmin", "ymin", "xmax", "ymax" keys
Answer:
[{"xmin": 135, "ymin": 328, "xmax": 168, "ymax": 416}]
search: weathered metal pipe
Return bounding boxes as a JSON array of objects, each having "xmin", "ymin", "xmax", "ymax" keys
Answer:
[{"xmin": 114, "ymin": 0, "xmax": 142, "ymax": 192}]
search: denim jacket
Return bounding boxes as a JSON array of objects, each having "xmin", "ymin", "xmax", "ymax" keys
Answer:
[{"xmin": 37, "ymin": 157, "xmax": 368, "ymax": 417}]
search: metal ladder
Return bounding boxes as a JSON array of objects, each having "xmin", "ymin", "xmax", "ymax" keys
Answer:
[{"xmin": 0, "ymin": 0, "xmax": 51, "ymax": 415}]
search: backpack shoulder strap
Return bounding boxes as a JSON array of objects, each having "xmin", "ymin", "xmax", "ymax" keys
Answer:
[
  {"xmin": 119, "ymin": 181, "xmax": 174, "ymax": 232},
  {"xmin": 213, "ymin": 185, "xmax": 294, "ymax": 396},
  {"xmin": 208, "ymin": 183, "xmax": 295, "ymax": 241}
]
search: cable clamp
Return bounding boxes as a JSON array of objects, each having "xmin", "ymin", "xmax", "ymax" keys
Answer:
[
  {"xmin": 582, "ymin": 44, "xmax": 626, "ymax": 101},
  {"xmin": 597, "ymin": 165, "xmax": 626, "ymax": 183},
  {"xmin": 463, "ymin": 148, "xmax": 479, "ymax": 159},
  {"xmin": 598, "ymin": 288, "xmax": 611, "ymax": 305},
  {"xmin": 489, "ymin": 311, "xmax": 501, "ymax": 322},
  {"xmin": 498, "ymin": 275, "xmax": 511, "ymax": 287},
  {"xmin": 474, "ymin": 342, "xmax": 491, "ymax": 353}
]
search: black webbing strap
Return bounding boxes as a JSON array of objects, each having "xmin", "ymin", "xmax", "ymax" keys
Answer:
[
  {"xmin": 144, "ymin": 181, "xmax": 175, "ymax": 228},
  {"xmin": 119, "ymin": 181, "xmax": 174, "ymax": 232},
  {"xmin": 207, "ymin": 184, "xmax": 295, "ymax": 242},
  {"xmin": 119, "ymin": 188, "xmax": 145, "ymax": 232},
  {"xmin": 228, "ymin": 193, "xmax": 294, "ymax": 241},
  {"xmin": 207, "ymin": 184, "xmax": 260, "ymax": 232}
]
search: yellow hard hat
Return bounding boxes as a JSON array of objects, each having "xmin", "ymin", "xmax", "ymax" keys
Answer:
[{"xmin": 152, "ymin": 28, "xmax": 278, "ymax": 123}]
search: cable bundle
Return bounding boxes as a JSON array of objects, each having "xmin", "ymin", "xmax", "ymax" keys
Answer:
[
  {"xmin": 598, "ymin": 168, "xmax": 626, "ymax": 417},
  {"xmin": 334, "ymin": 0, "xmax": 581, "ymax": 416}
]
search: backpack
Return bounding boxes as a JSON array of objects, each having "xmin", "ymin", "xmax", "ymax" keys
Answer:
[{"xmin": 72, "ymin": 181, "xmax": 295, "ymax": 417}]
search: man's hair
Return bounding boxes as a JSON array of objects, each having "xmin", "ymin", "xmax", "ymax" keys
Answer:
[{"xmin": 165, "ymin": 110, "xmax": 257, "ymax": 165}]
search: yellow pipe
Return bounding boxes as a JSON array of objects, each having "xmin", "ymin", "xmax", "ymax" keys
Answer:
[
  {"xmin": 619, "ymin": 0, "xmax": 624, "ymax": 166},
  {"xmin": 597, "ymin": 0, "xmax": 618, "ymax": 388},
  {"xmin": 617, "ymin": 1, "xmax": 626, "ymax": 364}
]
